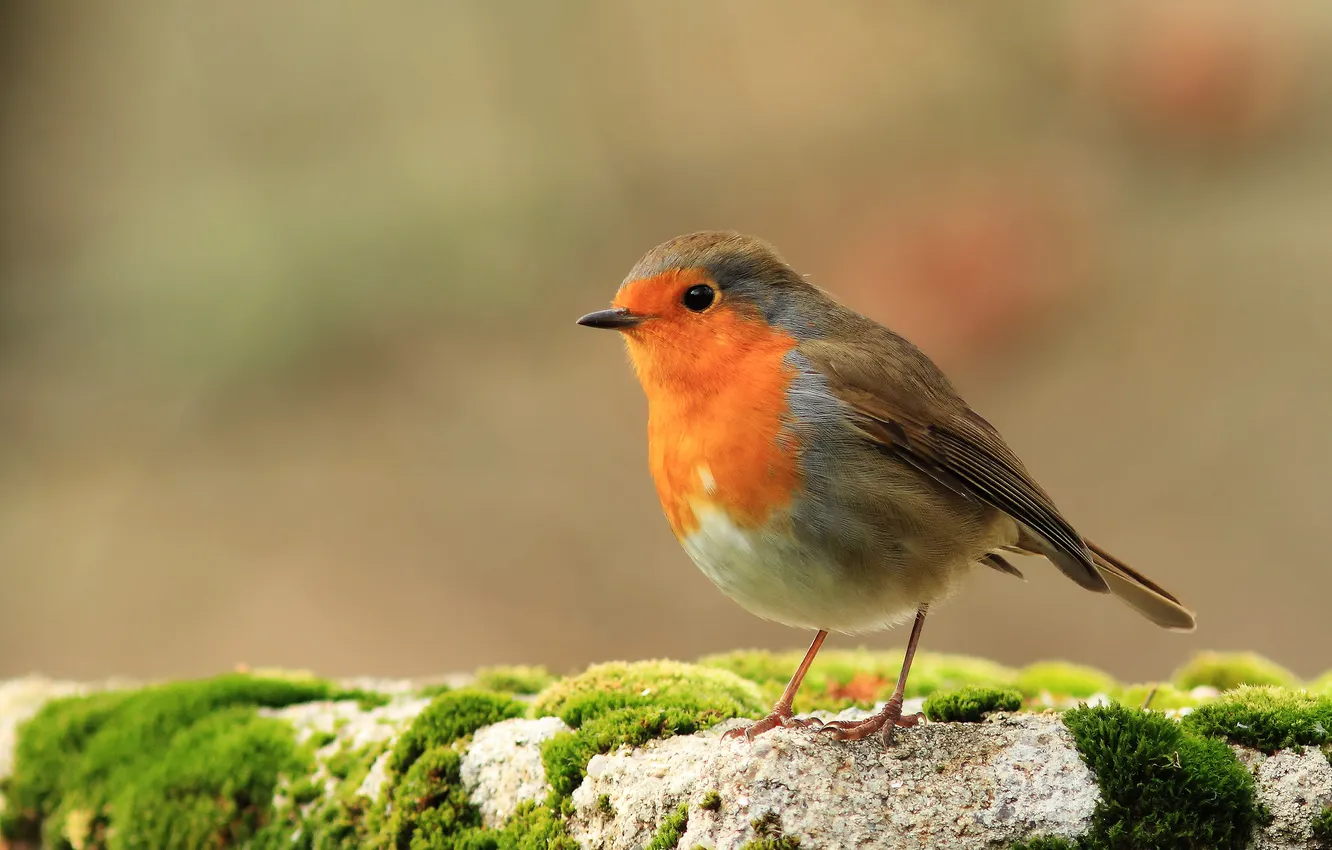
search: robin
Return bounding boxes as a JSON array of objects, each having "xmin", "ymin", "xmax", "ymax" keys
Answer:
[{"xmin": 577, "ymin": 231, "xmax": 1195, "ymax": 745}]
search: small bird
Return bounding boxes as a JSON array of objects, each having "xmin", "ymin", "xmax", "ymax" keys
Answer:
[{"xmin": 577, "ymin": 231, "xmax": 1195, "ymax": 745}]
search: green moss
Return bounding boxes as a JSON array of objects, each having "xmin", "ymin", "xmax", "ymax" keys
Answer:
[
  {"xmin": 16, "ymin": 658, "xmax": 1320, "ymax": 850},
  {"xmin": 645, "ymin": 803, "xmax": 689, "ymax": 850},
  {"xmin": 742, "ymin": 811, "xmax": 802, "ymax": 849},
  {"xmin": 1308, "ymin": 671, "xmax": 1332, "ymax": 696},
  {"xmin": 1115, "ymin": 683, "xmax": 1200, "ymax": 711},
  {"xmin": 0, "ymin": 673, "xmax": 553, "ymax": 850},
  {"xmin": 1010, "ymin": 838, "xmax": 1075, "ymax": 850},
  {"xmin": 0, "ymin": 779, "xmax": 15, "ymax": 840},
  {"xmin": 376, "ymin": 730, "xmax": 578, "ymax": 850},
  {"xmin": 379, "ymin": 746, "xmax": 479, "ymax": 848},
  {"xmin": 924, "ymin": 687, "xmax": 1022, "ymax": 723},
  {"xmin": 341, "ymin": 690, "xmax": 392, "ymax": 711},
  {"xmin": 289, "ymin": 775, "xmax": 323, "ymax": 806},
  {"xmin": 486, "ymin": 801, "xmax": 580, "ymax": 850},
  {"xmin": 541, "ymin": 707, "xmax": 718, "ymax": 798},
  {"xmin": 299, "ymin": 741, "xmax": 386, "ymax": 849},
  {"xmin": 116, "ymin": 709, "xmax": 310, "ymax": 849},
  {"xmin": 473, "ymin": 666, "xmax": 555, "ymax": 695},
  {"xmin": 290, "ymin": 685, "xmax": 578, "ymax": 849},
  {"xmin": 595, "ymin": 794, "xmax": 615, "ymax": 818},
  {"xmin": 1173, "ymin": 652, "xmax": 1298, "ymax": 692},
  {"xmin": 2, "ymin": 689, "xmax": 133, "ymax": 843},
  {"xmin": 534, "ymin": 660, "xmax": 764, "ymax": 727},
  {"xmin": 1181, "ymin": 686, "xmax": 1332, "ymax": 753},
  {"xmin": 1311, "ymin": 804, "xmax": 1332, "ymax": 846},
  {"xmin": 535, "ymin": 662, "xmax": 764, "ymax": 799},
  {"xmin": 699, "ymin": 648, "xmax": 1017, "ymax": 714},
  {"xmin": 389, "ymin": 689, "xmax": 526, "ymax": 774},
  {"xmin": 308, "ymin": 730, "xmax": 338, "ymax": 750},
  {"xmin": 1063, "ymin": 702, "xmax": 1261, "ymax": 849},
  {"xmin": 2, "ymin": 673, "xmax": 350, "ymax": 848},
  {"xmin": 1017, "ymin": 662, "xmax": 1117, "ymax": 699},
  {"xmin": 325, "ymin": 744, "xmax": 371, "ymax": 782}
]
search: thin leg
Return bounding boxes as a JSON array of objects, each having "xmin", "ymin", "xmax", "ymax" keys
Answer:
[
  {"xmin": 818, "ymin": 606, "xmax": 929, "ymax": 745},
  {"xmin": 722, "ymin": 630, "xmax": 827, "ymax": 742}
]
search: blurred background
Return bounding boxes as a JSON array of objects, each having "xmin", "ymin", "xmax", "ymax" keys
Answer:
[{"xmin": 3, "ymin": 1, "xmax": 1331, "ymax": 684}]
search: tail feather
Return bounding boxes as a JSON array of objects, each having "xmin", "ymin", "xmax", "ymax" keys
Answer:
[{"xmin": 1084, "ymin": 539, "xmax": 1196, "ymax": 632}]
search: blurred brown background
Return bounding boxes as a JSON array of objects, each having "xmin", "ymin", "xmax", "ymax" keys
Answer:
[{"xmin": 3, "ymin": 1, "xmax": 1330, "ymax": 684}]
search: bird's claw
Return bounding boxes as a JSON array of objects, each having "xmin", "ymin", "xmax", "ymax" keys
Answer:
[
  {"xmin": 722, "ymin": 708, "xmax": 823, "ymax": 742},
  {"xmin": 815, "ymin": 709, "xmax": 923, "ymax": 745}
]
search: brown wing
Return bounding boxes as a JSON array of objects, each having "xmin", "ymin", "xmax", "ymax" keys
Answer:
[{"xmin": 800, "ymin": 338, "xmax": 1107, "ymax": 593}]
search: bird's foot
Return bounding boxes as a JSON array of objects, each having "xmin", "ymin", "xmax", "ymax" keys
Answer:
[
  {"xmin": 722, "ymin": 705, "xmax": 822, "ymax": 742},
  {"xmin": 815, "ymin": 697, "xmax": 922, "ymax": 745}
]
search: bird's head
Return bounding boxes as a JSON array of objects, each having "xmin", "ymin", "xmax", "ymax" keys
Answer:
[{"xmin": 577, "ymin": 231, "xmax": 820, "ymax": 391}]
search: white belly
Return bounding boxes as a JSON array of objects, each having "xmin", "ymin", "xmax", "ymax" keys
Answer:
[{"xmin": 679, "ymin": 502, "xmax": 937, "ymax": 634}]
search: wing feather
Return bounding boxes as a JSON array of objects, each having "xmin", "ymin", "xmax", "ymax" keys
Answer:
[{"xmin": 801, "ymin": 339, "xmax": 1107, "ymax": 592}]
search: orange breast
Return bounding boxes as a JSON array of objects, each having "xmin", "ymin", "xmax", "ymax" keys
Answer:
[{"xmin": 626, "ymin": 305, "xmax": 803, "ymax": 539}]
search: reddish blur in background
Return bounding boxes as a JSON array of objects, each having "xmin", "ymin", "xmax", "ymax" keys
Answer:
[{"xmin": 3, "ymin": 2, "xmax": 1331, "ymax": 683}]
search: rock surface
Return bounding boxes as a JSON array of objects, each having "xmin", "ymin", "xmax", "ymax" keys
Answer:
[
  {"xmin": 461, "ymin": 716, "xmax": 572, "ymax": 827},
  {"xmin": 1237, "ymin": 746, "xmax": 1332, "ymax": 850},
  {"xmin": 565, "ymin": 713, "xmax": 1096, "ymax": 850}
]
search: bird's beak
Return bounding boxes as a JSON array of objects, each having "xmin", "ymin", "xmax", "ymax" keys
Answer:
[{"xmin": 576, "ymin": 307, "xmax": 645, "ymax": 330}]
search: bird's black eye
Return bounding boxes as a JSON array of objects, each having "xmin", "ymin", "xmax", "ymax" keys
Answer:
[{"xmin": 682, "ymin": 285, "xmax": 716, "ymax": 312}]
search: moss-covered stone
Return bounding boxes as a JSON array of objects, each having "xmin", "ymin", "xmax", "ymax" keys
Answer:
[
  {"xmin": 1063, "ymin": 702, "xmax": 1262, "ymax": 849},
  {"xmin": 742, "ymin": 811, "xmax": 802, "ymax": 849},
  {"xmin": 1311, "ymin": 803, "xmax": 1332, "ymax": 846},
  {"xmin": 472, "ymin": 666, "xmax": 555, "ymax": 696},
  {"xmin": 535, "ymin": 661, "xmax": 764, "ymax": 799},
  {"xmin": 486, "ymin": 801, "xmax": 580, "ymax": 850},
  {"xmin": 389, "ymin": 689, "xmax": 525, "ymax": 774},
  {"xmin": 1010, "ymin": 838, "xmax": 1075, "ymax": 850},
  {"xmin": 542, "ymin": 706, "xmax": 718, "ymax": 799},
  {"xmin": 923, "ymin": 687, "xmax": 1023, "ymax": 723},
  {"xmin": 7, "ymin": 654, "xmax": 1326, "ymax": 850},
  {"xmin": 118, "ymin": 709, "xmax": 311, "ymax": 849},
  {"xmin": 2, "ymin": 673, "xmax": 355, "ymax": 849},
  {"xmin": 378, "ymin": 746, "xmax": 479, "ymax": 847},
  {"xmin": 1181, "ymin": 686, "xmax": 1332, "ymax": 753},
  {"xmin": 372, "ymin": 687, "xmax": 578, "ymax": 849},
  {"xmin": 534, "ymin": 660, "xmax": 763, "ymax": 728},
  {"xmin": 645, "ymin": 803, "xmax": 688, "ymax": 850},
  {"xmin": 1172, "ymin": 652, "xmax": 1298, "ymax": 692},
  {"xmin": 297, "ymin": 740, "xmax": 387, "ymax": 849},
  {"xmin": 1016, "ymin": 662, "xmax": 1117, "ymax": 700}
]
